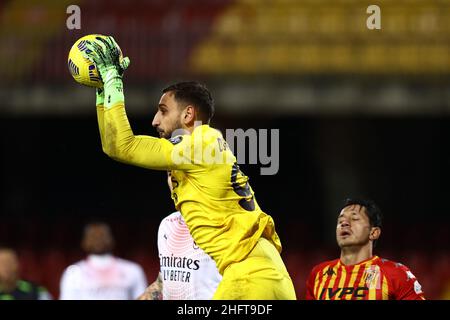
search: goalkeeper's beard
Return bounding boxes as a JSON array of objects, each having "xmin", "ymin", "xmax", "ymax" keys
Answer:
[{"xmin": 158, "ymin": 119, "xmax": 183, "ymax": 139}]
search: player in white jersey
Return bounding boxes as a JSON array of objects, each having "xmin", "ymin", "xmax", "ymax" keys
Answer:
[
  {"xmin": 59, "ymin": 222, "xmax": 148, "ymax": 300},
  {"xmin": 138, "ymin": 173, "xmax": 222, "ymax": 300},
  {"xmin": 158, "ymin": 211, "xmax": 222, "ymax": 299}
]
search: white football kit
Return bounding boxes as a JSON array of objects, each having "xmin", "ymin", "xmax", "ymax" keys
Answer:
[
  {"xmin": 158, "ymin": 211, "xmax": 222, "ymax": 300},
  {"xmin": 59, "ymin": 254, "xmax": 148, "ymax": 300}
]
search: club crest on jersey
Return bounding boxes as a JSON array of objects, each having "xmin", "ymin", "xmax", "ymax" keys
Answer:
[
  {"xmin": 364, "ymin": 265, "xmax": 381, "ymax": 289},
  {"xmin": 169, "ymin": 135, "xmax": 183, "ymax": 145}
]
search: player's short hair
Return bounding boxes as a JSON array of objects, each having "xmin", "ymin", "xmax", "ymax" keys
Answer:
[
  {"xmin": 342, "ymin": 198, "xmax": 383, "ymax": 228},
  {"xmin": 82, "ymin": 221, "xmax": 112, "ymax": 236},
  {"xmin": 342, "ymin": 198, "xmax": 383, "ymax": 247},
  {"xmin": 0, "ymin": 245, "xmax": 17, "ymax": 257},
  {"xmin": 0, "ymin": 245, "xmax": 14, "ymax": 253},
  {"xmin": 163, "ymin": 81, "xmax": 215, "ymax": 124}
]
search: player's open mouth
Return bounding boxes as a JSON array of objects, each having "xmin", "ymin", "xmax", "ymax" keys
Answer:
[{"xmin": 340, "ymin": 230, "xmax": 351, "ymax": 237}]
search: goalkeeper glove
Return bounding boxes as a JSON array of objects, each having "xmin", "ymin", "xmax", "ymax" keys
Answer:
[
  {"xmin": 83, "ymin": 36, "xmax": 130, "ymax": 109},
  {"xmin": 96, "ymin": 88, "xmax": 104, "ymax": 107}
]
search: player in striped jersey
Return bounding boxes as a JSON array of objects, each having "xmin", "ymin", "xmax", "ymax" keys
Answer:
[{"xmin": 306, "ymin": 199, "xmax": 425, "ymax": 300}]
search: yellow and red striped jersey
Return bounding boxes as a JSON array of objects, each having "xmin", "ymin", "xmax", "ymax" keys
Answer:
[{"xmin": 306, "ymin": 256, "xmax": 425, "ymax": 300}]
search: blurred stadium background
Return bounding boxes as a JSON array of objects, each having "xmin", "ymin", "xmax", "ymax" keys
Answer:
[{"xmin": 1, "ymin": 0, "xmax": 449, "ymax": 299}]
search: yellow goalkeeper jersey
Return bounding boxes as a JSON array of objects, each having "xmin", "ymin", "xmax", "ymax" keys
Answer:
[{"xmin": 98, "ymin": 104, "xmax": 282, "ymax": 274}]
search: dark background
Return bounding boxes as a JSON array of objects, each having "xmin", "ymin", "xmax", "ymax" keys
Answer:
[
  {"xmin": 1, "ymin": 114, "xmax": 449, "ymax": 298},
  {"xmin": 0, "ymin": 0, "xmax": 449, "ymax": 299}
]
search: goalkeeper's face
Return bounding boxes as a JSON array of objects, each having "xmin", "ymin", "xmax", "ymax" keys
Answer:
[{"xmin": 152, "ymin": 92, "xmax": 184, "ymax": 139}]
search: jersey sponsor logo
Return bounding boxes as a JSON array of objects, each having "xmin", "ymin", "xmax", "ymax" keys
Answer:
[
  {"xmin": 160, "ymin": 254, "xmax": 200, "ymax": 270},
  {"xmin": 162, "ymin": 269, "xmax": 192, "ymax": 283},
  {"xmin": 319, "ymin": 286, "xmax": 369, "ymax": 299},
  {"xmin": 159, "ymin": 254, "xmax": 201, "ymax": 283},
  {"xmin": 169, "ymin": 135, "xmax": 183, "ymax": 145}
]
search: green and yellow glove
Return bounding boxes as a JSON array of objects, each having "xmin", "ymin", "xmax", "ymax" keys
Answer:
[
  {"xmin": 96, "ymin": 87, "xmax": 105, "ymax": 107},
  {"xmin": 83, "ymin": 36, "xmax": 130, "ymax": 109}
]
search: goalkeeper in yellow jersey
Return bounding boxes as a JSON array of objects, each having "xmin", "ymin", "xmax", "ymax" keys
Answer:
[{"xmin": 83, "ymin": 36, "xmax": 296, "ymax": 300}]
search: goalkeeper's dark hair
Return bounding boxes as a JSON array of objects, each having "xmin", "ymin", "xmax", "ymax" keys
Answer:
[
  {"xmin": 163, "ymin": 81, "xmax": 215, "ymax": 124},
  {"xmin": 341, "ymin": 198, "xmax": 383, "ymax": 247}
]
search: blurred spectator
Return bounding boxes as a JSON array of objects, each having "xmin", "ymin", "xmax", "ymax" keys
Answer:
[
  {"xmin": 59, "ymin": 222, "xmax": 147, "ymax": 300},
  {"xmin": 0, "ymin": 247, "xmax": 52, "ymax": 300}
]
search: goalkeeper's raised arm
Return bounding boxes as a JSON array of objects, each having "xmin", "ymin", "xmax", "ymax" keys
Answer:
[
  {"xmin": 84, "ymin": 36, "xmax": 175, "ymax": 171},
  {"xmin": 82, "ymin": 37, "xmax": 297, "ymax": 300}
]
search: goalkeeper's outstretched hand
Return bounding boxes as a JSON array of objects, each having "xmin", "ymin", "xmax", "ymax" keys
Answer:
[
  {"xmin": 83, "ymin": 36, "xmax": 130, "ymax": 83},
  {"xmin": 82, "ymin": 36, "xmax": 130, "ymax": 108}
]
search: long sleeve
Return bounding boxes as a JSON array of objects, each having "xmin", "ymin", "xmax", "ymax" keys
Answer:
[
  {"xmin": 101, "ymin": 104, "xmax": 175, "ymax": 170},
  {"xmin": 96, "ymin": 105, "xmax": 107, "ymax": 154},
  {"xmin": 101, "ymin": 103, "xmax": 204, "ymax": 171}
]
